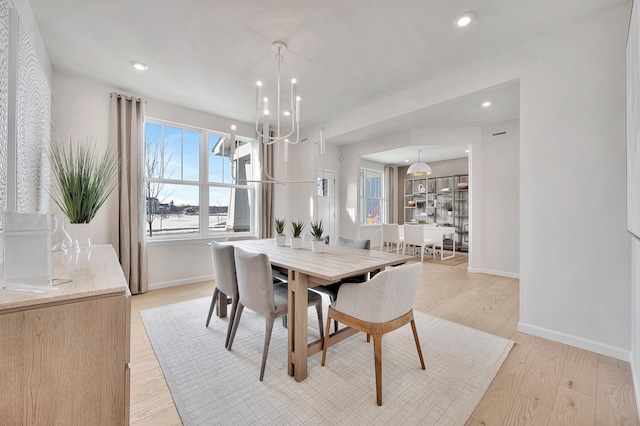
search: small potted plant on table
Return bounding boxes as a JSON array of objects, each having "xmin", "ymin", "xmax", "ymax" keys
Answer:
[
  {"xmin": 310, "ymin": 219, "xmax": 325, "ymax": 253},
  {"xmin": 290, "ymin": 220, "xmax": 304, "ymax": 249},
  {"xmin": 275, "ymin": 218, "xmax": 286, "ymax": 246}
]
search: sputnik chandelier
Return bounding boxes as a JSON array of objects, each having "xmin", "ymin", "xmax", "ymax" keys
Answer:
[{"xmin": 229, "ymin": 41, "xmax": 325, "ymax": 184}]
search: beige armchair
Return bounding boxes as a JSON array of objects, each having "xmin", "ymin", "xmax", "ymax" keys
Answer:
[{"xmin": 321, "ymin": 262, "xmax": 425, "ymax": 405}]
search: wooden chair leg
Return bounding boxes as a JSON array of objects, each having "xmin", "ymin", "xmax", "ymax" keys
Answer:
[
  {"xmin": 410, "ymin": 317, "xmax": 426, "ymax": 370},
  {"xmin": 205, "ymin": 288, "xmax": 219, "ymax": 327},
  {"xmin": 372, "ymin": 330, "xmax": 383, "ymax": 406},
  {"xmin": 260, "ymin": 318, "xmax": 275, "ymax": 381}
]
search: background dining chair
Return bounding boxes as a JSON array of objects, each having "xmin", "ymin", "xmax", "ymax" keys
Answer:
[
  {"xmin": 227, "ymin": 247, "xmax": 324, "ymax": 381},
  {"xmin": 321, "ymin": 262, "xmax": 425, "ymax": 406},
  {"xmin": 380, "ymin": 223, "xmax": 404, "ymax": 253},
  {"xmin": 403, "ymin": 224, "xmax": 435, "ymax": 262},
  {"xmin": 206, "ymin": 242, "xmax": 239, "ymax": 349},
  {"xmin": 302, "ymin": 233, "xmax": 330, "ymax": 248},
  {"xmin": 225, "ymin": 235, "xmax": 288, "ymax": 283},
  {"xmin": 423, "ymin": 227, "xmax": 454, "ymax": 260},
  {"xmin": 312, "ymin": 236, "xmax": 370, "ymax": 332}
]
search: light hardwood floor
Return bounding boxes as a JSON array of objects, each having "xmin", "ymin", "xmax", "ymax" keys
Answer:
[{"xmin": 130, "ymin": 260, "xmax": 640, "ymax": 426}]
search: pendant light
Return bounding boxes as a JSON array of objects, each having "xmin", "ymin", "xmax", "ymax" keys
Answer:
[{"xmin": 407, "ymin": 149, "xmax": 432, "ymax": 176}]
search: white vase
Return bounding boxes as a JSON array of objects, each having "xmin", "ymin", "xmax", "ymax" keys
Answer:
[
  {"xmin": 311, "ymin": 239, "xmax": 325, "ymax": 253},
  {"xmin": 276, "ymin": 235, "xmax": 286, "ymax": 246},
  {"xmin": 290, "ymin": 237, "xmax": 302, "ymax": 249},
  {"xmin": 68, "ymin": 223, "xmax": 92, "ymax": 252}
]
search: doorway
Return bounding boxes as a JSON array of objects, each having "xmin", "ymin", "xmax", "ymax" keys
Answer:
[{"xmin": 317, "ymin": 169, "xmax": 336, "ymax": 242}]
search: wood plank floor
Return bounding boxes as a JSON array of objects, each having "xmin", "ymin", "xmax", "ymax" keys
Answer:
[{"xmin": 130, "ymin": 260, "xmax": 640, "ymax": 425}]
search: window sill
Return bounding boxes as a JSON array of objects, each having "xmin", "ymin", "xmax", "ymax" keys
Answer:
[{"xmin": 145, "ymin": 234, "xmax": 255, "ymax": 247}]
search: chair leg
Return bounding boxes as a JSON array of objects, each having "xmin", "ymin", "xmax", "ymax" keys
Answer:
[
  {"xmin": 328, "ymin": 295, "xmax": 339, "ymax": 333},
  {"xmin": 224, "ymin": 296, "xmax": 239, "ymax": 349},
  {"xmin": 420, "ymin": 245, "xmax": 425, "ymax": 262},
  {"xmin": 226, "ymin": 303, "xmax": 244, "ymax": 350},
  {"xmin": 315, "ymin": 299, "xmax": 324, "ymax": 341},
  {"xmin": 410, "ymin": 317, "xmax": 426, "ymax": 370},
  {"xmin": 205, "ymin": 288, "xmax": 219, "ymax": 327},
  {"xmin": 372, "ymin": 330, "xmax": 383, "ymax": 406},
  {"xmin": 321, "ymin": 314, "xmax": 333, "ymax": 366},
  {"xmin": 259, "ymin": 318, "xmax": 275, "ymax": 381}
]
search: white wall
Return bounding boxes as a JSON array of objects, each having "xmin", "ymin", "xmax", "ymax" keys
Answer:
[
  {"xmin": 517, "ymin": 7, "xmax": 630, "ymax": 358},
  {"xmin": 474, "ymin": 119, "xmax": 519, "ymax": 278}
]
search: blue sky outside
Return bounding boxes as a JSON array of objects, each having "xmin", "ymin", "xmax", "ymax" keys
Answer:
[{"xmin": 145, "ymin": 122, "xmax": 235, "ymax": 208}]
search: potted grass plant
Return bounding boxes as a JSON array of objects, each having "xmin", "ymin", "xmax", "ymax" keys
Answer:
[
  {"xmin": 290, "ymin": 220, "xmax": 304, "ymax": 249},
  {"xmin": 309, "ymin": 219, "xmax": 325, "ymax": 253},
  {"xmin": 48, "ymin": 138, "xmax": 118, "ymax": 251},
  {"xmin": 275, "ymin": 217, "xmax": 287, "ymax": 246}
]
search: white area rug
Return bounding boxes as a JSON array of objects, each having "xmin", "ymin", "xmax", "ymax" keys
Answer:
[{"xmin": 141, "ymin": 297, "xmax": 513, "ymax": 426}]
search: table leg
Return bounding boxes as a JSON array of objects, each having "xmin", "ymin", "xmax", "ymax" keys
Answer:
[{"xmin": 287, "ymin": 270, "xmax": 309, "ymax": 382}]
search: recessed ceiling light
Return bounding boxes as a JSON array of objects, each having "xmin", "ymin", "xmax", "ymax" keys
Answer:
[
  {"xmin": 283, "ymin": 111, "xmax": 291, "ymax": 116},
  {"xmin": 405, "ymin": 159, "xmax": 410, "ymax": 163},
  {"xmin": 482, "ymin": 101, "xmax": 492, "ymax": 107},
  {"xmin": 130, "ymin": 60, "xmax": 149, "ymax": 71},
  {"xmin": 465, "ymin": 149, "xmax": 470, "ymax": 153},
  {"xmin": 454, "ymin": 12, "xmax": 475, "ymax": 27}
]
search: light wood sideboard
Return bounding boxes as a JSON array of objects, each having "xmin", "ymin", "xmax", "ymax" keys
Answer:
[{"xmin": 0, "ymin": 245, "xmax": 131, "ymax": 425}]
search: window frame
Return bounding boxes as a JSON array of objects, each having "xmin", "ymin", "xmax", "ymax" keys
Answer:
[
  {"xmin": 144, "ymin": 117, "xmax": 257, "ymax": 242},
  {"xmin": 359, "ymin": 167, "xmax": 384, "ymax": 226}
]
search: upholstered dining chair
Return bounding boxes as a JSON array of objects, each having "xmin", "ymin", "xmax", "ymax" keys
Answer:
[
  {"xmin": 321, "ymin": 262, "xmax": 425, "ymax": 406},
  {"xmin": 225, "ymin": 235, "xmax": 288, "ymax": 283},
  {"xmin": 227, "ymin": 247, "xmax": 324, "ymax": 381},
  {"xmin": 380, "ymin": 223, "xmax": 404, "ymax": 253},
  {"xmin": 206, "ymin": 242, "xmax": 239, "ymax": 349},
  {"xmin": 312, "ymin": 236, "xmax": 371, "ymax": 332},
  {"xmin": 402, "ymin": 224, "xmax": 435, "ymax": 262}
]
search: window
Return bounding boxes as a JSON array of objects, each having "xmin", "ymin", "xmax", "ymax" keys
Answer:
[
  {"xmin": 144, "ymin": 119, "xmax": 254, "ymax": 239},
  {"xmin": 360, "ymin": 168, "xmax": 383, "ymax": 225}
]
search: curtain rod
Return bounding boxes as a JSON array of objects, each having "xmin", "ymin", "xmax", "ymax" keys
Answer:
[{"xmin": 110, "ymin": 92, "xmax": 144, "ymax": 103}]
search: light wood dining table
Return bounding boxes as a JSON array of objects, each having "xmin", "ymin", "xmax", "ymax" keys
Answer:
[{"xmin": 221, "ymin": 238, "xmax": 412, "ymax": 382}]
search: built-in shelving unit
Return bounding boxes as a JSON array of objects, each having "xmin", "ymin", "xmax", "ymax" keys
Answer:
[{"xmin": 404, "ymin": 174, "xmax": 468, "ymax": 251}]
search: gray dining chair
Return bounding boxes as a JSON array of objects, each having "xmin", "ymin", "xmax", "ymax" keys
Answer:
[
  {"xmin": 225, "ymin": 235, "xmax": 288, "ymax": 283},
  {"xmin": 321, "ymin": 262, "xmax": 425, "ymax": 406},
  {"xmin": 227, "ymin": 247, "xmax": 324, "ymax": 381},
  {"xmin": 312, "ymin": 236, "xmax": 370, "ymax": 332},
  {"xmin": 206, "ymin": 242, "xmax": 239, "ymax": 349}
]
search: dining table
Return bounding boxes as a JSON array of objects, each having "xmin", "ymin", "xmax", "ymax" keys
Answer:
[{"xmin": 220, "ymin": 238, "xmax": 412, "ymax": 382}]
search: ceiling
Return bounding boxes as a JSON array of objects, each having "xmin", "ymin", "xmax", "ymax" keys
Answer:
[{"xmin": 29, "ymin": 0, "xmax": 628, "ymax": 163}]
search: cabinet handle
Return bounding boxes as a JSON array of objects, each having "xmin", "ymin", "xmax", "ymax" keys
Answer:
[{"xmin": 125, "ymin": 363, "xmax": 131, "ymax": 371}]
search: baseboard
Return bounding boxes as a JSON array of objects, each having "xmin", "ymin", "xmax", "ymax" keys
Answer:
[
  {"xmin": 518, "ymin": 321, "xmax": 630, "ymax": 361},
  {"xmin": 148, "ymin": 275, "xmax": 214, "ymax": 291},
  {"xmin": 467, "ymin": 267, "xmax": 520, "ymax": 279}
]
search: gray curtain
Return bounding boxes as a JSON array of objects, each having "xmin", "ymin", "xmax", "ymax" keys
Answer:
[
  {"xmin": 259, "ymin": 134, "xmax": 275, "ymax": 238},
  {"xmin": 109, "ymin": 92, "xmax": 148, "ymax": 294}
]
